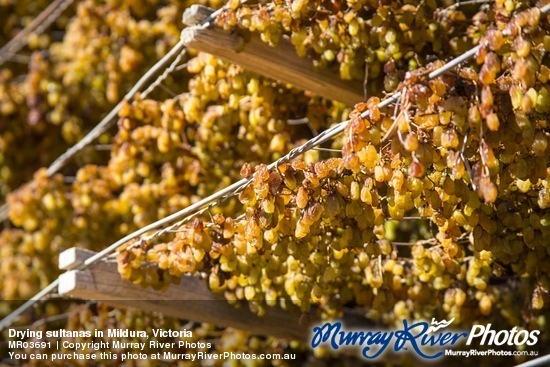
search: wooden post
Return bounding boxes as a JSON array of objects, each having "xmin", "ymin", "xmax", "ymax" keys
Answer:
[
  {"xmin": 182, "ymin": 4, "xmax": 214, "ymax": 26},
  {"xmin": 58, "ymin": 247, "xmax": 97, "ymax": 270},
  {"xmin": 181, "ymin": 7, "xmax": 365, "ymax": 106}
]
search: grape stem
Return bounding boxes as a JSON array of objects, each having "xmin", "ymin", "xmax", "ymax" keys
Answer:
[
  {"xmin": 0, "ymin": 0, "xmax": 75, "ymax": 67},
  {"xmin": 363, "ymin": 61, "xmax": 369, "ymax": 101},
  {"xmin": 446, "ymin": 0, "xmax": 492, "ymax": 10},
  {"xmin": 459, "ymin": 129, "xmax": 476, "ymax": 190}
]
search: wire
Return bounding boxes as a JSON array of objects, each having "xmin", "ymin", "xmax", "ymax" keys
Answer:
[
  {"xmin": 0, "ymin": 204, "xmax": 8, "ymax": 223},
  {"xmin": 141, "ymin": 51, "xmax": 187, "ymax": 98},
  {"xmin": 0, "ymin": 281, "xmax": 59, "ymax": 331},
  {"xmin": 45, "ymin": 7, "xmax": 225, "ymax": 176},
  {"xmin": 512, "ymin": 354, "xmax": 550, "ymax": 367},
  {"xmin": 0, "ymin": 3, "xmax": 231, "ymax": 330},
  {"xmin": 0, "ymin": 0, "xmax": 75, "ymax": 67},
  {"xmin": 0, "ymin": 43, "xmax": 187, "ymax": 222},
  {"xmin": 2, "ymin": 1, "xmax": 550, "ymax": 332},
  {"xmin": 0, "ymin": 6, "xmax": 226, "ymax": 223},
  {"xmin": 44, "ymin": 40, "xmax": 187, "ymax": 177},
  {"xmin": 101, "ymin": 0, "xmax": 550, "ymax": 255}
]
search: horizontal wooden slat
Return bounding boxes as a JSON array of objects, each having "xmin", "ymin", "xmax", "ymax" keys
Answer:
[
  {"xmin": 58, "ymin": 248, "xmax": 371, "ymax": 342},
  {"xmin": 181, "ymin": 8, "xmax": 365, "ymax": 106}
]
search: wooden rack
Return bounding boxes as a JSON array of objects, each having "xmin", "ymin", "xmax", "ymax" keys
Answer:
[
  {"xmin": 181, "ymin": 5, "xmax": 365, "ymax": 106},
  {"xmin": 58, "ymin": 248, "xmax": 371, "ymax": 341},
  {"xmin": 56, "ymin": 10, "xmax": 370, "ymax": 343}
]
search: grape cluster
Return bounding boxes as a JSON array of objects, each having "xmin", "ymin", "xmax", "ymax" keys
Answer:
[
  {"xmin": 0, "ymin": 0, "xmax": 198, "ymax": 305},
  {"xmin": 117, "ymin": 0, "xmax": 550, "ymax": 348},
  {"xmin": 0, "ymin": 0, "xmax": 191, "ymax": 201},
  {"xmin": 216, "ymin": 0, "xmax": 487, "ymax": 94},
  {"xmin": 2, "ymin": 0, "xmax": 550, "ymax": 366},
  {"xmin": 2, "ymin": 52, "xmax": 342, "ymax": 304},
  {"xmin": 2, "ymin": 1, "xmax": 347, "ymax": 362},
  {"xmin": 341, "ymin": 1, "xmax": 550, "ymax": 326}
]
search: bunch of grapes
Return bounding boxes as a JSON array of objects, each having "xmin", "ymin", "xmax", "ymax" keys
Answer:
[
  {"xmin": 0, "ymin": 0, "xmax": 193, "ymax": 201},
  {"xmin": 116, "ymin": 0, "xmax": 550, "ymax": 352},
  {"xmin": 2, "ymin": 0, "xmax": 550, "ymax": 366},
  {"xmin": 1, "ymin": 3, "xmax": 347, "ymax": 361}
]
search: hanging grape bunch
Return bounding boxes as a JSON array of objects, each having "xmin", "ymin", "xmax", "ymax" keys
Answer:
[
  {"xmin": 1, "ymin": 0, "xmax": 550, "ymax": 366},
  {"xmin": 116, "ymin": 0, "xmax": 550, "ymax": 337}
]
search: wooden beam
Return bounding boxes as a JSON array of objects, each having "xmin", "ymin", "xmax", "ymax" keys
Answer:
[
  {"xmin": 57, "ymin": 248, "xmax": 371, "ymax": 342},
  {"xmin": 58, "ymin": 262, "xmax": 307, "ymax": 340},
  {"xmin": 181, "ymin": 8, "xmax": 364, "ymax": 106}
]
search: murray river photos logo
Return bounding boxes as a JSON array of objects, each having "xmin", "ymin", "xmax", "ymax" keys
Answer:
[{"xmin": 310, "ymin": 318, "xmax": 540, "ymax": 360}]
